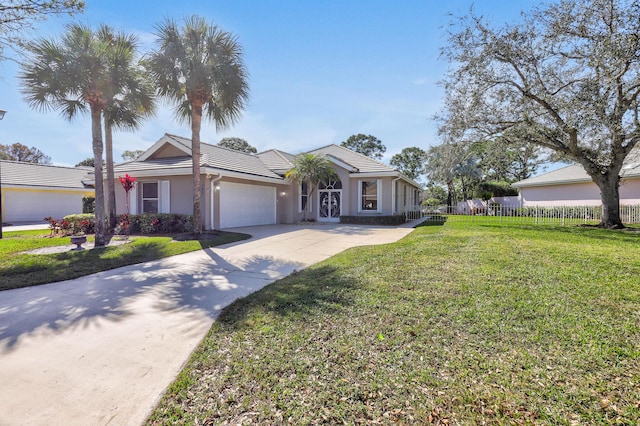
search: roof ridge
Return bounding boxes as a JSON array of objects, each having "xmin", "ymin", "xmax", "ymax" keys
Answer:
[
  {"xmin": 308, "ymin": 143, "xmax": 396, "ymax": 172},
  {"xmin": 331, "ymin": 143, "xmax": 390, "ymax": 168},
  {"xmin": 205, "ymin": 142, "xmax": 259, "ymax": 158},
  {"xmin": 272, "ymin": 149, "xmax": 294, "ymax": 162},
  {"xmin": 164, "ymin": 133, "xmax": 192, "ymax": 149},
  {"xmin": 169, "ymin": 133, "xmax": 260, "ymax": 158},
  {"xmin": 258, "ymin": 148, "xmax": 292, "ymax": 156},
  {"xmin": 0, "ymin": 159, "xmax": 88, "ymax": 170}
]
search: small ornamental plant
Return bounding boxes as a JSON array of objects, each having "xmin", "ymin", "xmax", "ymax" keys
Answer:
[
  {"xmin": 44, "ymin": 216, "xmax": 61, "ymax": 237},
  {"xmin": 118, "ymin": 174, "xmax": 137, "ymax": 237}
]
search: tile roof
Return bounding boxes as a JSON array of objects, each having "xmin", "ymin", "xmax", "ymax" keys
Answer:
[
  {"xmin": 162, "ymin": 134, "xmax": 283, "ymax": 180},
  {"xmin": 0, "ymin": 160, "xmax": 92, "ymax": 190},
  {"xmin": 307, "ymin": 144, "xmax": 396, "ymax": 173},
  {"xmin": 514, "ymin": 148, "xmax": 640, "ymax": 188},
  {"xmin": 512, "ymin": 164, "xmax": 591, "ymax": 187},
  {"xmin": 112, "ymin": 157, "xmax": 194, "ymax": 174},
  {"xmin": 256, "ymin": 149, "xmax": 295, "ymax": 175},
  {"xmin": 116, "ymin": 135, "xmax": 420, "ymax": 188}
]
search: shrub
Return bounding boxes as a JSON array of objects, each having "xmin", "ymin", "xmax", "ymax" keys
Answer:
[
  {"xmin": 422, "ymin": 198, "xmax": 441, "ymax": 207},
  {"xmin": 340, "ymin": 215, "xmax": 405, "ymax": 226},
  {"xmin": 474, "ymin": 181, "xmax": 518, "ymax": 199},
  {"xmin": 120, "ymin": 213, "xmax": 193, "ymax": 235},
  {"xmin": 63, "ymin": 213, "xmax": 96, "ymax": 235},
  {"xmin": 82, "ymin": 196, "xmax": 95, "ymax": 213}
]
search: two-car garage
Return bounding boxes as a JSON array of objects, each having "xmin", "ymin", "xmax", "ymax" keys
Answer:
[{"xmin": 218, "ymin": 181, "xmax": 277, "ymax": 228}]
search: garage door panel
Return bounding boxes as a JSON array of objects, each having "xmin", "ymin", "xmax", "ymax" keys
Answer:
[
  {"xmin": 4, "ymin": 191, "xmax": 83, "ymax": 222},
  {"xmin": 219, "ymin": 182, "xmax": 276, "ymax": 228}
]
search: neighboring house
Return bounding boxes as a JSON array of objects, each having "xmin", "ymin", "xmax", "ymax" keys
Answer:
[
  {"xmin": 513, "ymin": 154, "xmax": 640, "ymax": 206},
  {"xmin": 0, "ymin": 160, "xmax": 94, "ymax": 223},
  {"xmin": 111, "ymin": 133, "xmax": 422, "ymax": 229}
]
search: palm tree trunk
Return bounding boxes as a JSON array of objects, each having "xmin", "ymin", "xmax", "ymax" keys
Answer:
[
  {"xmin": 104, "ymin": 117, "xmax": 117, "ymax": 233},
  {"xmin": 191, "ymin": 101, "xmax": 203, "ymax": 234},
  {"xmin": 91, "ymin": 107, "xmax": 107, "ymax": 246}
]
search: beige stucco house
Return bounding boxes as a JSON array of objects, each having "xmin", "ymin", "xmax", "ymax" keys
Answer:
[
  {"xmin": 111, "ymin": 134, "xmax": 422, "ymax": 229},
  {"xmin": 0, "ymin": 160, "xmax": 94, "ymax": 223}
]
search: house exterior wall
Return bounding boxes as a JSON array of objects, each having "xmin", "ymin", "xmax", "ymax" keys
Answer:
[
  {"xmin": 393, "ymin": 180, "xmax": 420, "ymax": 213},
  {"xmin": 114, "ymin": 175, "xmax": 193, "ymax": 216},
  {"xmin": 347, "ymin": 176, "xmax": 399, "ymax": 216},
  {"xmin": 167, "ymin": 176, "xmax": 194, "ymax": 215},
  {"xmin": 519, "ymin": 178, "xmax": 640, "ymax": 206},
  {"xmin": 153, "ymin": 146, "xmax": 187, "ymax": 158}
]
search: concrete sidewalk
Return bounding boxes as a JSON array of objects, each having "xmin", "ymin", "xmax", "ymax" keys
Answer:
[{"xmin": 0, "ymin": 223, "xmax": 413, "ymax": 426}]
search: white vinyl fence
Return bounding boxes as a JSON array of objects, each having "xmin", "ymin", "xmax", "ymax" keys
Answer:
[{"xmin": 403, "ymin": 204, "xmax": 640, "ymax": 226}]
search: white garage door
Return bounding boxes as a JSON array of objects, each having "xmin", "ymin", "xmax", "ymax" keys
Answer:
[
  {"xmin": 219, "ymin": 182, "xmax": 276, "ymax": 228},
  {"xmin": 4, "ymin": 190, "xmax": 83, "ymax": 223}
]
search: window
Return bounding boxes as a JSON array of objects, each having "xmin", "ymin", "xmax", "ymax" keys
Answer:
[
  {"xmin": 142, "ymin": 182, "xmax": 158, "ymax": 213},
  {"xmin": 299, "ymin": 182, "xmax": 310, "ymax": 213},
  {"xmin": 359, "ymin": 179, "xmax": 380, "ymax": 212}
]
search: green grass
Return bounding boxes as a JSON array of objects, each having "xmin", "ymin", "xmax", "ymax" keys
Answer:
[
  {"xmin": 0, "ymin": 230, "xmax": 250, "ymax": 291},
  {"xmin": 148, "ymin": 222, "xmax": 640, "ymax": 425}
]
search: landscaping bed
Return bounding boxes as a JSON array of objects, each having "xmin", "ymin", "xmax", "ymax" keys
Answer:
[{"xmin": 0, "ymin": 229, "xmax": 250, "ymax": 291}]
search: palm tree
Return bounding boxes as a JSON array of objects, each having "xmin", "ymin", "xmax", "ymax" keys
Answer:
[
  {"xmin": 285, "ymin": 154, "xmax": 338, "ymax": 221},
  {"xmin": 99, "ymin": 26, "xmax": 155, "ymax": 231},
  {"xmin": 147, "ymin": 15, "xmax": 249, "ymax": 234},
  {"xmin": 20, "ymin": 23, "xmax": 115, "ymax": 246}
]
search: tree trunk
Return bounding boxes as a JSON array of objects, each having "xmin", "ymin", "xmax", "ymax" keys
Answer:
[
  {"xmin": 591, "ymin": 172, "xmax": 624, "ymax": 229},
  {"xmin": 460, "ymin": 177, "xmax": 467, "ymax": 201},
  {"xmin": 104, "ymin": 117, "xmax": 116, "ymax": 233},
  {"xmin": 446, "ymin": 180, "xmax": 455, "ymax": 213},
  {"xmin": 191, "ymin": 102, "xmax": 203, "ymax": 234},
  {"xmin": 91, "ymin": 107, "xmax": 107, "ymax": 246}
]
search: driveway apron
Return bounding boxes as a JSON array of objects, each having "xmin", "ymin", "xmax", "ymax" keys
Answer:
[{"xmin": 0, "ymin": 223, "xmax": 413, "ymax": 426}]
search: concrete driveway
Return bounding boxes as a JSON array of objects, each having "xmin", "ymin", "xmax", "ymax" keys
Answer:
[{"xmin": 0, "ymin": 223, "xmax": 413, "ymax": 426}]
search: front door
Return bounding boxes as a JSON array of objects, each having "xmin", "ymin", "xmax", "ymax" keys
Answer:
[{"xmin": 318, "ymin": 190, "xmax": 342, "ymax": 222}]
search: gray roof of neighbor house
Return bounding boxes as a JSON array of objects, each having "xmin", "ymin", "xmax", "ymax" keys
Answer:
[
  {"xmin": 513, "ymin": 153, "xmax": 640, "ymax": 188},
  {"xmin": 0, "ymin": 160, "xmax": 93, "ymax": 190}
]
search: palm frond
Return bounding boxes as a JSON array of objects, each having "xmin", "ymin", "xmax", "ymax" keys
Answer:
[{"xmin": 147, "ymin": 14, "xmax": 249, "ymax": 129}]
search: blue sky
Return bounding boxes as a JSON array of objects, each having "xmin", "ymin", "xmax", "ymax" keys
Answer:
[{"xmin": 0, "ymin": 0, "xmax": 534, "ymax": 167}]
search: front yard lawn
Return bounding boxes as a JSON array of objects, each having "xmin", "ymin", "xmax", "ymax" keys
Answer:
[
  {"xmin": 148, "ymin": 222, "xmax": 640, "ymax": 424},
  {"xmin": 0, "ymin": 230, "xmax": 249, "ymax": 291}
]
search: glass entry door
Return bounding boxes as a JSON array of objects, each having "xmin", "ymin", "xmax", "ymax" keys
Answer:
[{"xmin": 318, "ymin": 190, "xmax": 341, "ymax": 221}]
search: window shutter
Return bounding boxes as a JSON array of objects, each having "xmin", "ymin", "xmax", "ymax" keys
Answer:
[
  {"xmin": 129, "ymin": 186, "xmax": 138, "ymax": 215},
  {"xmin": 160, "ymin": 180, "xmax": 171, "ymax": 213}
]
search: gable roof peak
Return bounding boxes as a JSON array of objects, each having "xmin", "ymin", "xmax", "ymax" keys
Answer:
[{"xmin": 310, "ymin": 143, "xmax": 388, "ymax": 165}]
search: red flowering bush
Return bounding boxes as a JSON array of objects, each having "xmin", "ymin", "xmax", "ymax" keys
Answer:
[
  {"xmin": 119, "ymin": 174, "xmax": 137, "ymax": 236},
  {"xmin": 44, "ymin": 214, "xmax": 95, "ymax": 236},
  {"xmin": 119, "ymin": 173, "xmax": 137, "ymax": 193}
]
